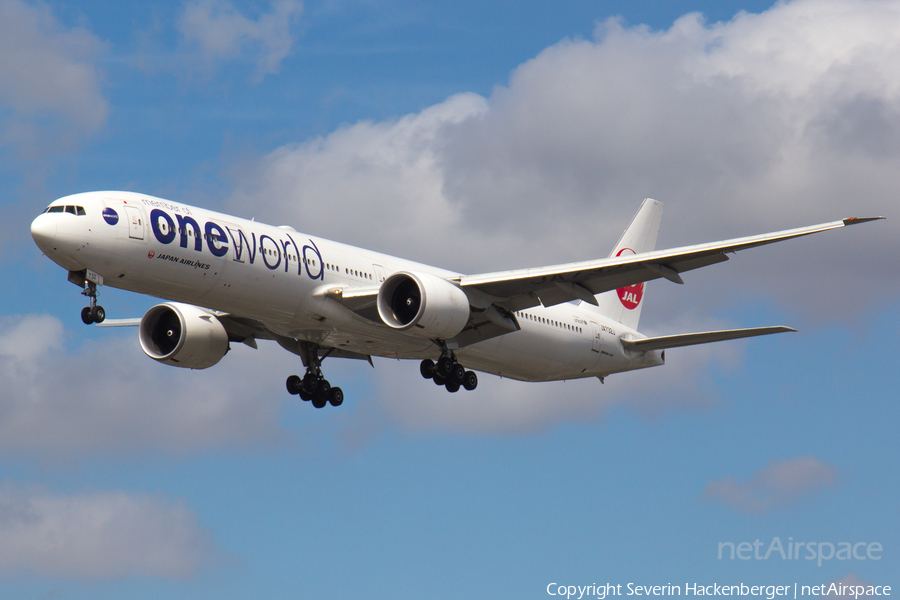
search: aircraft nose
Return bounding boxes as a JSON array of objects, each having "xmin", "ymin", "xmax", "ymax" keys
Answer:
[{"xmin": 31, "ymin": 214, "xmax": 58, "ymax": 253}]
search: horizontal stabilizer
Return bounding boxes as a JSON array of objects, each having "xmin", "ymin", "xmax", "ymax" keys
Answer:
[{"xmin": 620, "ymin": 326, "xmax": 796, "ymax": 352}]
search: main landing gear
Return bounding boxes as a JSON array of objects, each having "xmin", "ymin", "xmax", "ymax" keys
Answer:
[
  {"xmin": 420, "ymin": 355, "xmax": 478, "ymax": 393},
  {"xmin": 80, "ymin": 280, "xmax": 106, "ymax": 324},
  {"xmin": 285, "ymin": 343, "xmax": 343, "ymax": 409},
  {"xmin": 286, "ymin": 371, "xmax": 343, "ymax": 408}
]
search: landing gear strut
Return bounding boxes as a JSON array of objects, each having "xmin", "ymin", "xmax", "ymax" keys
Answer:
[
  {"xmin": 80, "ymin": 280, "xmax": 105, "ymax": 324},
  {"xmin": 420, "ymin": 354, "xmax": 478, "ymax": 393},
  {"xmin": 285, "ymin": 343, "xmax": 343, "ymax": 408}
]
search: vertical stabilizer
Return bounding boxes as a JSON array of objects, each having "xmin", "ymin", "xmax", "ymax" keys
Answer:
[{"xmin": 593, "ymin": 198, "xmax": 663, "ymax": 330}]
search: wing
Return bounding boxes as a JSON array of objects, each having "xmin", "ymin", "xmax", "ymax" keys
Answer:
[
  {"xmin": 457, "ymin": 216, "xmax": 885, "ymax": 311},
  {"xmin": 326, "ymin": 215, "xmax": 883, "ymax": 348},
  {"xmin": 96, "ymin": 308, "xmax": 375, "ymax": 364}
]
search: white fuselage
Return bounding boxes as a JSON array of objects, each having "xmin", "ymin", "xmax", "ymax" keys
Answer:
[{"xmin": 31, "ymin": 191, "xmax": 662, "ymax": 382}]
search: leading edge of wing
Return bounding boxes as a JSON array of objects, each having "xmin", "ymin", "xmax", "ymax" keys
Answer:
[
  {"xmin": 457, "ymin": 216, "xmax": 886, "ymax": 299},
  {"xmin": 621, "ymin": 326, "xmax": 796, "ymax": 352}
]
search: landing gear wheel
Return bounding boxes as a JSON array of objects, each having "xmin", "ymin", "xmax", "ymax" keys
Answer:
[
  {"xmin": 462, "ymin": 370, "xmax": 478, "ymax": 391},
  {"xmin": 90, "ymin": 305, "xmax": 105, "ymax": 323},
  {"xmin": 303, "ymin": 372, "xmax": 319, "ymax": 393},
  {"xmin": 420, "ymin": 359, "xmax": 435, "ymax": 379},
  {"xmin": 445, "ymin": 381, "xmax": 460, "ymax": 393},
  {"xmin": 328, "ymin": 387, "xmax": 344, "ymax": 407},
  {"xmin": 317, "ymin": 379, "xmax": 331, "ymax": 399},
  {"xmin": 433, "ymin": 374, "xmax": 447, "ymax": 386},
  {"xmin": 298, "ymin": 388, "xmax": 312, "ymax": 401},
  {"xmin": 450, "ymin": 364, "xmax": 466, "ymax": 385},
  {"xmin": 311, "ymin": 395, "xmax": 327, "ymax": 409},
  {"xmin": 80, "ymin": 280, "xmax": 103, "ymax": 324},
  {"xmin": 286, "ymin": 375, "xmax": 302, "ymax": 395},
  {"xmin": 436, "ymin": 356, "xmax": 454, "ymax": 378}
]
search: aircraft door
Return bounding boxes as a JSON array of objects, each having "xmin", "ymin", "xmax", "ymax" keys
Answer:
[
  {"xmin": 124, "ymin": 206, "xmax": 144, "ymax": 240},
  {"xmin": 226, "ymin": 225, "xmax": 245, "ymax": 262},
  {"xmin": 590, "ymin": 321, "xmax": 602, "ymax": 353},
  {"xmin": 373, "ymin": 264, "xmax": 387, "ymax": 283}
]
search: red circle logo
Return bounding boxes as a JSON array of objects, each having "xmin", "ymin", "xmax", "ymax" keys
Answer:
[
  {"xmin": 615, "ymin": 248, "xmax": 644, "ymax": 310},
  {"xmin": 148, "ymin": 250, "xmax": 155, "ymax": 259}
]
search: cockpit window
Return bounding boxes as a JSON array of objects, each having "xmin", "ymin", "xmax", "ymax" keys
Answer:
[{"xmin": 43, "ymin": 205, "xmax": 87, "ymax": 215}]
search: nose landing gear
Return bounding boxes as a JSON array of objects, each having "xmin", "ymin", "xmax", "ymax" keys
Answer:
[{"xmin": 80, "ymin": 280, "xmax": 106, "ymax": 324}]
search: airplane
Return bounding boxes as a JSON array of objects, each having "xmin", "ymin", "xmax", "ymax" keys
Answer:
[{"xmin": 30, "ymin": 192, "xmax": 883, "ymax": 408}]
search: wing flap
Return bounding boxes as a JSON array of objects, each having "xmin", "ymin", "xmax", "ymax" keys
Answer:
[{"xmin": 620, "ymin": 326, "xmax": 796, "ymax": 352}]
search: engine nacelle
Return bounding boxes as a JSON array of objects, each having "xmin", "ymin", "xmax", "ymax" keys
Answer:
[
  {"xmin": 139, "ymin": 302, "xmax": 229, "ymax": 369},
  {"xmin": 377, "ymin": 271, "xmax": 470, "ymax": 339}
]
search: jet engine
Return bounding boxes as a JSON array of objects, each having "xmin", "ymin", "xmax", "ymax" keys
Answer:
[
  {"xmin": 139, "ymin": 302, "xmax": 229, "ymax": 369},
  {"xmin": 377, "ymin": 271, "xmax": 470, "ymax": 339}
]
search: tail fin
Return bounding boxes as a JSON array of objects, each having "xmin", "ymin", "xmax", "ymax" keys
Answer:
[{"xmin": 593, "ymin": 198, "xmax": 663, "ymax": 330}]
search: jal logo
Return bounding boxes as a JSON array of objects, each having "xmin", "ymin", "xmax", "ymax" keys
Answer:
[
  {"xmin": 102, "ymin": 208, "xmax": 119, "ymax": 226},
  {"xmin": 615, "ymin": 248, "xmax": 644, "ymax": 310},
  {"xmin": 148, "ymin": 250, "xmax": 155, "ymax": 259}
]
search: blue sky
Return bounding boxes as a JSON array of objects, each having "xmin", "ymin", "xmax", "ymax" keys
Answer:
[{"xmin": 1, "ymin": 0, "xmax": 898, "ymax": 597}]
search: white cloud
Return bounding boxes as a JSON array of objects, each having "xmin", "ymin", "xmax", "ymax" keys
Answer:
[
  {"xmin": 226, "ymin": 0, "xmax": 898, "ymax": 324},
  {"xmin": 0, "ymin": 314, "xmax": 292, "ymax": 461},
  {"xmin": 0, "ymin": 0, "xmax": 108, "ymax": 148},
  {"xmin": 228, "ymin": 92, "xmax": 490, "ymax": 263},
  {"xmin": 217, "ymin": 0, "xmax": 900, "ymax": 433},
  {"xmin": 702, "ymin": 456, "xmax": 839, "ymax": 514},
  {"xmin": 178, "ymin": 0, "xmax": 303, "ymax": 78},
  {"xmin": 354, "ymin": 314, "xmax": 742, "ymax": 436},
  {"xmin": 0, "ymin": 482, "xmax": 216, "ymax": 579},
  {"xmin": 0, "ymin": 307, "xmax": 739, "ymax": 454}
]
